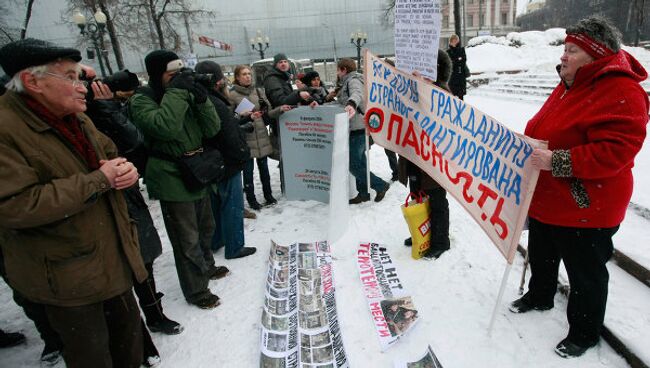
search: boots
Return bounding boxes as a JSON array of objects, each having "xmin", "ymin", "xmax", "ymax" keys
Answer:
[
  {"xmin": 247, "ymin": 196, "xmax": 262, "ymax": 210},
  {"xmin": 0, "ymin": 329, "xmax": 25, "ymax": 348},
  {"xmin": 264, "ymin": 193, "xmax": 277, "ymax": 206},
  {"xmin": 134, "ymin": 269, "xmax": 184, "ymax": 335},
  {"xmin": 142, "ymin": 292, "xmax": 184, "ymax": 335}
]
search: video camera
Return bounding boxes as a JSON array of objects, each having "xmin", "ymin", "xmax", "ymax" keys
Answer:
[{"xmin": 81, "ymin": 69, "xmax": 140, "ymax": 100}]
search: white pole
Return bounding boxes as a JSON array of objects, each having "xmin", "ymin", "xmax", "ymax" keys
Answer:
[
  {"xmin": 365, "ymin": 130, "xmax": 371, "ymax": 195},
  {"xmin": 487, "ymin": 263, "xmax": 512, "ymax": 336}
]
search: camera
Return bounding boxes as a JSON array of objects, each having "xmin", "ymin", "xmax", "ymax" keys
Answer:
[
  {"xmin": 82, "ymin": 69, "xmax": 140, "ymax": 100},
  {"xmin": 174, "ymin": 67, "xmax": 219, "ymax": 89}
]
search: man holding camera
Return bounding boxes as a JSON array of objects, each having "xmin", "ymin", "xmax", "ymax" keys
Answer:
[
  {"xmin": 129, "ymin": 50, "xmax": 228, "ymax": 310},
  {"xmin": 193, "ymin": 60, "xmax": 257, "ymax": 260},
  {"xmin": 0, "ymin": 38, "xmax": 146, "ymax": 367}
]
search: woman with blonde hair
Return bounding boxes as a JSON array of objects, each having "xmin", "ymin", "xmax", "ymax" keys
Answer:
[{"xmin": 229, "ymin": 65, "xmax": 291, "ymax": 210}]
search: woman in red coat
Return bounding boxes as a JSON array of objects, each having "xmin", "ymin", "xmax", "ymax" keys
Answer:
[{"xmin": 511, "ymin": 16, "xmax": 649, "ymax": 358}]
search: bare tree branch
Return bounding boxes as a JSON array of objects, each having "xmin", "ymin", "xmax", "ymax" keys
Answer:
[{"xmin": 20, "ymin": 0, "xmax": 35, "ymax": 39}]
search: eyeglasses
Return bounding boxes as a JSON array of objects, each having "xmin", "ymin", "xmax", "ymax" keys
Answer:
[{"xmin": 42, "ymin": 72, "xmax": 89, "ymax": 89}]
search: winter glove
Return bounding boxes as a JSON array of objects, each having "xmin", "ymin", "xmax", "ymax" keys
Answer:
[
  {"xmin": 168, "ymin": 70, "xmax": 208, "ymax": 104},
  {"xmin": 240, "ymin": 121, "xmax": 255, "ymax": 133}
]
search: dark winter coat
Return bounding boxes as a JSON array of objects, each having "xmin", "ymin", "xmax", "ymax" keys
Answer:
[
  {"xmin": 85, "ymin": 99, "xmax": 162, "ymax": 265},
  {"xmin": 263, "ymin": 67, "xmax": 302, "ymax": 108},
  {"xmin": 204, "ymin": 89, "xmax": 251, "ymax": 179},
  {"xmin": 228, "ymin": 84, "xmax": 284, "ymax": 158},
  {"xmin": 0, "ymin": 91, "xmax": 147, "ymax": 307},
  {"xmin": 398, "ymin": 49, "xmax": 453, "ymax": 191},
  {"xmin": 525, "ymin": 50, "xmax": 649, "ymax": 228},
  {"xmin": 447, "ymin": 44, "xmax": 468, "ymax": 97}
]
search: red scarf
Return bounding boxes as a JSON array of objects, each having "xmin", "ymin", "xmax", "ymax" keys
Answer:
[
  {"xmin": 565, "ymin": 33, "xmax": 615, "ymax": 59},
  {"xmin": 23, "ymin": 96, "xmax": 99, "ymax": 169}
]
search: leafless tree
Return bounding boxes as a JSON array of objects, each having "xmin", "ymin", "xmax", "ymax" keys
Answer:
[{"xmin": 0, "ymin": 0, "xmax": 36, "ymax": 45}]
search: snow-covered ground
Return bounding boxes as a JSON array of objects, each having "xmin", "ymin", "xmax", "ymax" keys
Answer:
[{"xmin": 1, "ymin": 29, "xmax": 650, "ymax": 368}]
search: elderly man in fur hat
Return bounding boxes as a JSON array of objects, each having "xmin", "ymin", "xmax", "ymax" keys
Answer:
[{"xmin": 0, "ymin": 38, "xmax": 146, "ymax": 367}]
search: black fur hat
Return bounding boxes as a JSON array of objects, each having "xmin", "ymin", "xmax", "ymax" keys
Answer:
[{"xmin": 0, "ymin": 38, "xmax": 81, "ymax": 77}]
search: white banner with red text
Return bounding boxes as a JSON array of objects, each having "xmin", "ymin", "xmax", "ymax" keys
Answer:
[{"xmin": 363, "ymin": 50, "xmax": 547, "ymax": 263}]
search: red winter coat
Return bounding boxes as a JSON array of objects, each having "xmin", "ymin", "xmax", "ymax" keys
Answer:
[{"xmin": 525, "ymin": 50, "xmax": 649, "ymax": 228}]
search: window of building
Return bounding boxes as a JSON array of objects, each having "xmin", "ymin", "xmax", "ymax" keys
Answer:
[
  {"xmin": 467, "ymin": 13, "xmax": 474, "ymax": 27},
  {"xmin": 443, "ymin": 15, "xmax": 449, "ymax": 28},
  {"xmin": 479, "ymin": 13, "xmax": 485, "ymax": 27},
  {"xmin": 501, "ymin": 12, "xmax": 508, "ymax": 25}
]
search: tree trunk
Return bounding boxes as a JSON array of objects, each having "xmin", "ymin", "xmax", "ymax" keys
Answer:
[
  {"xmin": 99, "ymin": 0, "xmax": 124, "ymax": 70},
  {"xmin": 454, "ymin": 0, "xmax": 462, "ymax": 43},
  {"xmin": 148, "ymin": 0, "xmax": 166, "ymax": 49},
  {"xmin": 20, "ymin": 0, "xmax": 35, "ymax": 39}
]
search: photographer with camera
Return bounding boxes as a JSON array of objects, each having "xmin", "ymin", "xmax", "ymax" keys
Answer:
[
  {"xmin": 193, "ymin": 60, "xmax": 257, "ymax": 260},
  {"xmin": 129, "ymin": 50, "xmax": 229, "ymax": 310}
]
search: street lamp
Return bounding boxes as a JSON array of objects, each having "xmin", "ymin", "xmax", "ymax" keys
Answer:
[
  {"xmin": 73, "ymin": 9, "xmax": 108, "ymax": 78},
  {"xmin": 350, "ymin": 29, "xmax": 367, "ymax": 71},
  {"xmin": 250, "ymin": 30, "xmax": 270, "ymax": 60}
]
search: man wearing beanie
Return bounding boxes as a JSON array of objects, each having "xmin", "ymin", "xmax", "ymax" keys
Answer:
[
  {"xmin": 194, "ymin": 60, "xmax": 257, "ymax": 260},
  {"xmin": 263, "ymin": 53, "xmax": 313, "ymax": 109},
  {"xmin": 129, "ymin": 50, "xmax": 228, "ymax": 310},
  {"xmin": 0, "ymin": 38, "xmax": 146, "ymax": 367}
]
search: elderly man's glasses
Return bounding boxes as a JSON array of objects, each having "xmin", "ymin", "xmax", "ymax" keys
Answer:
[{"xmin": 42, "ymin": 72, "xmax": 89, "ymax": 88}]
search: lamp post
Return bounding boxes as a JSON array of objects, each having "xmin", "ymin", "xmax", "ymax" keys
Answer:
[
  {"xmin": 350, "ymin": 29, "xmax": 367, "ymax": 71},
  {"xmin": 73, "ymin": 9, "xmax": 108, "ymax": 78},
  {"xmin": 250, "ymin": 30, "xmax": 270, "ymax": 60}
]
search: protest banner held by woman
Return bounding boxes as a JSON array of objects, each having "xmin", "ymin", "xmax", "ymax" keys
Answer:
[{"xmin": 512, "ymin": 16, "xmax": 649, "ymax": 358}]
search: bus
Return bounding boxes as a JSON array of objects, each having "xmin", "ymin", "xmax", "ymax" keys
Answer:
[{"xmin": 251, "ymin": 58, "xmax": 314, "ymax": 87}]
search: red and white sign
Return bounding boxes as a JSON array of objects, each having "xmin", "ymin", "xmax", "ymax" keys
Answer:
[{"xmin": 363, "ymin": 50, "xmax": 547, "ymax": 264}]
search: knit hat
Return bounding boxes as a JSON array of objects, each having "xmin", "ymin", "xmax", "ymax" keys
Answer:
[
  {"xmin": 0, "ymin": 38, "xmax": 81, "ymax": 77},
  {"xmin": 144, "ymin": 50, "xmax": 181, "ymax": 84},
  {"xmin": 273, "ymin": 53, "xmax": 288, "ymax": 66},
  {"xmin": 301, "ymin": 71, "xmax": 320, "ymax": 86},
  {"xmin": 195, "ymin": 60, "xmax": 224, "ymax": 81}
]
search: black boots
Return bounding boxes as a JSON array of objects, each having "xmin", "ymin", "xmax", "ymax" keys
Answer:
[
  {"xmin": 142, "ymin": 292, "xmax": 184, "ymax": 335},
  {"xmin": 508, "ymin": 294, "xmax": 553, "ymax": 314},
  {"xmin": 134, "ymin": 269, "xmax": 184, "ymax": 335},
  {"xmin": 0, "ymin": 329, "xmax": 25, "ymax": 348},
  {"xmin": 555, "ymin": 338, "xmax": 594, "ymax": 358},
  {"xmin": 225, "ymin": 247, "xmax": 257, "ymax": 260},
  {"xmin": 349, "ymin": 194, "xmax": 370, "ymax": 204},
  {"xmin": 247, "ymin": 197, "xmax": 262, "ymax": 210}
]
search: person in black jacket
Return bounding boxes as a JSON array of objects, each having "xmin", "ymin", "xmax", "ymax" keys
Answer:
[
  {"xmin": 447, "ymin": 34, "xmax": 468, "ymax": 100},
  {"xmin": 85, "ymin": 76, "xmax": 183, "ymax": 338},
  {"xmin": 195, "ymin": 61, "xmax": 257, "ymax": 260},
  {"xmin": 263, "ymin": 53, "xmax": 313, "ymax": 109}
]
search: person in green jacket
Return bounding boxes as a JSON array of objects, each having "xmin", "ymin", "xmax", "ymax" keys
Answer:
[{"xmin": 129, "ymin": 50, "xmax": 228, "ymax": 309}]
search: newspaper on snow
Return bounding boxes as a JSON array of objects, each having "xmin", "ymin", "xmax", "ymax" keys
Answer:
[
  {"xmin": 357, "ymin": 242, "xmax": 419, "ymax": 351},
  {"xmin": 260, "ymin": 241, "xmax": 348, "ymax": 368}
]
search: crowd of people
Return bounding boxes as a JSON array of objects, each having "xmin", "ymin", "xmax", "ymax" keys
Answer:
[{"xmin": 0, "ymin": 13, "xmax": 647, "ymax": 367}]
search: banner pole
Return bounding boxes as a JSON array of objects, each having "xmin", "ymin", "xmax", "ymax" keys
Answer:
[
  {"xmin": 487, "ymin": 263, "xmax": 512, "ymax": 337},
  {"xmin": 365, "ymin": 129, "xmax": 371, "ymax": 195}
]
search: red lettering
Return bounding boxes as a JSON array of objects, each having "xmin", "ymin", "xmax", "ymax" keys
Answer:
[
  {"xmin": 445, "ymin": 161, "xmax": 474, "ymax": 203},
  {"xmin": 490, "ymin": 197, "xmax": 508, "ymax": 239},
  {"xmin": 401, "ymin": 121, "xmax": 420, "ymax": 156},
  {"xmin": 387, "ymin": 113, "xmax": 404, "ymax": 144},
  {"xmin": 476, "ymin": 183, "xmax": 498, "ymax": 208},
  {"xmin": 420, "ymin": 130, "xmax": 431, "ymax": 161}
]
